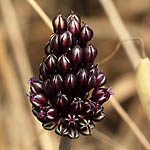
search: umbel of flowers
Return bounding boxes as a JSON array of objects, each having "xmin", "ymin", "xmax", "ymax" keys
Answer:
[{"xmin": 28, "ymin": 12, "xmax": 113, "ymax": 139}]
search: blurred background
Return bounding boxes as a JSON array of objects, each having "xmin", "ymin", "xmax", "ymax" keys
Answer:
[{"xmin": 0, "ymin": 0, "xmax": 150, "ymax": 150}]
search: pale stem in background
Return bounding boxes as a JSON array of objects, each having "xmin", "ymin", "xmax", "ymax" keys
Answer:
[
  {"xmin": 0, "ymin": 0, "xmax": 58, "ymax": 149},
  {"xmin": 27, "ymin": 0, "xmax": 53, "ymax": 31},
  {"xmin": 99, "ymin": 0, "xmax": 141, "ymax": 70}
]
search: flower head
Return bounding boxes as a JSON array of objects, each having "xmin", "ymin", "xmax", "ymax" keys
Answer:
[{"xmin": 28, "ymin": 12, "xmax": 113, "ymax": 139}]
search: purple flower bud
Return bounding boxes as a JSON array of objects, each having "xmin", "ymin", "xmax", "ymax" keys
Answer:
[
  {"xmin": 46, "ymin": 54, "xmax": 57, "ymax": 73},
  {"xmin": 67, "ymin": 12, "xmax": 81, "ymax": 24},
  {"xmin": 39, "ymin": 60, "xmax": 49, "ymax": 81},
  {"xmin": 80, "ymin": 25, "xmax": 93, "ymax": 42},
  {"xmin": 68, "ymin": 127, "xmax": 79, "ymax": 139},
  {"xmin": 86, "ymin": 75, "xmax": 96, "ymax": 91},
  {"xmin": 92, "ymin": 87, "xmax": 113, "ymax": 104},
  {"xmin": 42, "ymin": 79, "xmax": 53, "ymax": 96},
  {"xmin": 76, "ymin": 69, "xmax": 88, "ymax": 86},
  {"xmin": 64, "ymin": 114, "xmax": 79, "ymax": 127},
  {"xmin": 70, "ymin": 97, "xmax": 84, "ymax": 112},
  {"xmin": 95, "ymin": 72, "xmax": 106, "ymax": 87},
  {"xmin": 42, "ymin": 121, "xmax": 58, "ymax": 130},
  {"xmin": 47, "ymin": 107, "xmax": 57, "ymax": 120},
  {"xmin": 44, "ymin": 42, "xmax": 51, "ymax": 56},
  {"xmin": 70, "ymin": 45, "xmax": 82, "ymax": 64},
  {"xmin": 55, "ymin": 92, "xmax": 69, "ymax": 108},
  {"xmin": 28, "ymin": 77, "xmax": 43, "ymax": 94},
  {"xmin": 49, "ymin": 34, "xmax": 60, "ymax": 55},
  {"xmin": 50, "ymin": 74, "xmax": 63, "ymax": 91},
  {"xmin": 55, "ymin": 123, "xmax": 69, "ymax": 136},
  {"xmin": 89, "ymin": 64, "xmax": 98, "ymax": 76},
  {"xmin": 52, "ymin": 14, "xmax": 67, "ymax": 33},
  {"xmin": 67, "ymin": 19, "xmax": 81, "ymax": 36},
  {"xmin": 64, "ymin": 74, "xmax": 76, "ymax": 90},
  {"xmin": 60, "ymin": 31, "xmax": 73, "ymax": 49},
  {"xmin": 30, "ymin": 94, "xmax": 48, "ymax": 107},
  {"xmin": 84, "ymin": 44, "xmax": 97, "ymax": 63},
  {"xmin": 79, "ymin": 119, "xmax": 94, "ymax": 135},
  {"xmin": 57, "ymin": 55, "xmax": 71, "ymax": 74}
]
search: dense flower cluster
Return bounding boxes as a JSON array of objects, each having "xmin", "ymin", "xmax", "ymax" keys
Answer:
[{"xmin": 28, "ymin": 12, "xmax": 113, "ymax": 139}]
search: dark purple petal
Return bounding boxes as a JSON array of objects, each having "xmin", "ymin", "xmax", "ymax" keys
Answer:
[
  {"xmin": 80, "ymin": 25, "xmax": 93, "ymax": 42},
  {"xmin": 76, "ymin": 69, "xmax": 88, "ymax": 86},
  {"xmin": 86, "ymin": 75, "xmax": 96, "ymax": 91},
  {"xmin": 95, "ymin": 72, "xmax": 106, "ymax": 87},
  {"xmin": 67, "ymin": 12, "xmax": 81, "ymax": 24},
  {"xmin": 64, "ymin": 74, "xmax": 76, "ymax": 90},
  {"xmin": 42, "ymin": 121, "xmax": 58, "ymax": 130},
  {"xmin": 92, "ymin": 87, "xmax": 113, "ymax": 104},
  {"xmin": 49, "ymin": 34, "xmax": 60, "ymax": 55},
  {"xmin": 52, "ymin": 14, "xmax": 67, "ymax": 33},
  {"xmin": 60, "ymin": 31, "xmax": 72, "ymax": 49},
  {"xmin": 70, "ymin": 45, "xmax": 82, "ymax": 64},
  {"xmin": 28, "ymin": 77, "xmax": 43, "ymax": 94},
  {"xmin": 55, "ymin": 123, "xmax": 69, "ymax": 136},
  {"xmin": 30, "ymin": 94, "xmax": 48, "ymax": 107},
  {"xmin": 79, "ymin": 119, "xmax": 94, "ymax": 136},
  {"xmin": 46, "ymin": 54, "xmax": 57, "ymax": 73},
  {"xmin": 47, "ymin": 107, "xmax": 58, "ymax": 120},
  {"xmin": 67, "ymin": 19, "xmax": 81, "ymax": 36},
  {"xmin": 68, "ymin": 127, "xmax": 79, "ymax": 139},
  {"xmin": 44, "ymin": 42, "xmax": 51, "ymax": 56},
  {"xmin": 64, "ymin": 114, "xmax": 79, "ymax": 127},
  {"xmin": 39, "ymin": 61, "xmax": 49, "ymax": 81},
  {"xmin": 50, "ymin": 74, "xmax": 63, "ymax": 91},
  {"xmin": 57, "ymin": 55, "xmax": 71, "ymax": 74},
  {"xmin": 70, "ymin": 97, "xmax": 84, "ymax": 113},
  {"xmin": 55, "ymin": 92, "xmax": 69, "ymax": 108},
  {"xmin": 84, "ymin": 44, "xmax": 97, "ymax": 63}
]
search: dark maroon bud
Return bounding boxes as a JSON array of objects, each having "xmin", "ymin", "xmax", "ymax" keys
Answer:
[
  {"xmin": 49, "ymin": 34, "xmax": 59, "ymax": 55},
  {"xmin": 68, "ymin": 127, "xmax": 79, "ymax": 139},
  {"xmin": 92, "ymin": 87, "xmax": 113, "ymax": 104},
  {"xmin": 57, "ymin": 55, "xmax": 71, "ymax": 74},
  {"xmin": 60, "ymin": 31, "xmax": 72, "ymax": 49},
  {"xmin": 67, "ymin": 12, "xmax": 81, "ymax": 24},
  {"xmin": 64, "ymin": 114, "xmax": 79, "ymax": 127},
  {"xmin": 89, "ymin": 64, "xmax": 98, "ymax": 76},
  {"xmin": 47, "ymin": 107, "xmax": 57, "ymax": 120},
  {"xmin": 32, "ymin": 107, "xmax": 46, "ymax": 123},
  {"xmin": 70, "ymin": 45, "xmax": 82, "ymax": 64},
  {"xmin": 39, "ymin": 61, "xmax": 49, "ymax": 80},
  {"xmin": 42, "ymin": 121, "xmax": 58, "ymax": 130},
  {"xmin": 28, "ymin": 77, "xmax": 43, "ymax": 94},
  {"xmin": 44, "ymin": 42, "xmax": 51, "ymax": 56},
  {"xmin": 55, "ymin": 92, "xmax": 69, "ymax": 108},
  {"xmin": 67, "ymin": 19, "xmax": 81, "ymax": 36},
  {"xmin": 30, "ymin": 94, "xmax": 48, "ymax": 107},
  {"xmin": 46, "ymin": 54, "xmax": 57, "ymax": 73},
  {"xmin": 83, "ymin": 92, "xmax": 89, "ymax": 100},
  {"xmin": 80, "ymin": 25, "xmax": 93, "ymax": 42},
  {"xmin": 52, "ymin": 14, "xmax": 67, "ymax": 33},
  {"xmin": 84, "ymin": 45, "xmax": 97, "ymax": 63},
  {"xmin": 55, "ymin": 123, "xmax": 69, "ymax": 136},
  {"xmin": 86, "ymin": 75, "xmax": 96, "ymax": 91},
  {"xmin": 76, "ymin": 69, "xmax": 88, "ymax": 86},
  {"xmin": 50, "ymin": 74, "xmax": 63, "ymax": 91},
  {"xmin": 79, "ymin": 119, "xmax": 94, "ymax": 135},
  {"xmin": 70, "ymin": 97, "xmax": 84, "ymax": 112},
  {"xmin": 42, "ymin": 79, "xmax": 52, "ymax": 96},
  {"xmin": 92, "ymin": 109, "xmax": 105, "ymax": 122},
  {"xmin": 95, "ymin": 72, "xmax": 106, "ymax": 87},
  {"xmin": 84, "ymin": 100, "xmax": 97, "ymax": 116},
  {"xmin": 64, "ymin": 74, "xmax": 76, "ymax": 90}
]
